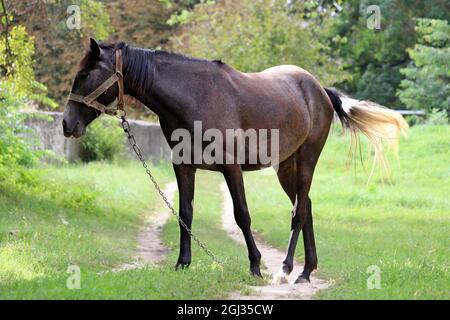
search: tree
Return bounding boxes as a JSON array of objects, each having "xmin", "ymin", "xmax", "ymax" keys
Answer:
[
  {"xmin": 169, "ymin": 0, "xmax": 349, "ymax": 86},
  {"xmin": 106, "ymin": 0, "xmax": 175, "ymax": 48},
  {"xmin": 0, "ymin": 1, "xmax": 55, "ymax": 167},
  {"xmin": 7, "ymin": 0, "xmax": 201, "ymax": 109},
  {"xmin": 397, "ymin": 19, "xmax": 450, "ymax": 115},
  {"xmin": 7, "ymin": 0, "xmax": 113, "ymax": 107},
  {"xmin": 331, "ymin": 0, "xmax": 450, "ymax": 108}
]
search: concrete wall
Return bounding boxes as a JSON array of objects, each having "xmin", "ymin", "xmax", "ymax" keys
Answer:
[
  {"xmin": 24, "ymin": 112, "xmax": 171, "ymax": 163},
  {"xmin": 122, "ymin": 118, "xmax": 172, "ymax": 164}
]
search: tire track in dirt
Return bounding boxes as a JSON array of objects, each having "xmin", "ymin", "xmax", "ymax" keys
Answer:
[{"xmin": 221, "ymin": 183, "xmax": 331, "ymax": 300}]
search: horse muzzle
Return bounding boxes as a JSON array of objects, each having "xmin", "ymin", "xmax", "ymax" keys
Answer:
[{"xmin": 62, "ymin": 119, "xmax": 84, "ymax": 138}]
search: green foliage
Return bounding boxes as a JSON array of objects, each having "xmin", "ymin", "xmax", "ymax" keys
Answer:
[
  {"xmin": 167, "ymin": 8, "xmax": 191, "ymax": 26},
  {"xmin": 425, "ymin": 108, "xmax": 449, "ymax": 125},
  {"xmin": 5, "ymin": 0, "xmax": 450, "ymax": 114},
  {"xmin": 0, "ymin": 25, "xmax": 56, "ymax": 107},
  {"xmin": 79, "ymin": 0, "xmax": 112, "ymax": 40},
  {"xmin": 0, "ymin": 21, "xmax": 55, "ymax": 168},
  {"xmin": 8, "ymin": 0, "xmax": 206, "ymax": 109},
  {"xmin": 244, "ymin": 125, "xmax": 450, "ymax": 299},
  {"xmin": 0, "ymin": 164, "xmax": 259, "ymax": 299},
  {"xmin": 0, "ymin": 162, "xmax": 174, "ymax": 286},
  {"xmin": 105, "ymin": 0, "xmax": 200, "ymax": 49},
  {"xmin": 82, "ymin": 116, "xmax": 124, "ymax": 162},
  {"xmin": 1, "ymin": 127, "xmax": 449, "ymax": 299},
  {"xmin": 8, "ymin": 0, "xmax": 113, "ymax": 106},
  {"xmin": 170, "ymin": 0, "xmax": 349, "ymax": 86},
  {"xmin": 331, "ymin": 0, "xmax": 450, "ymax": 108},
  {"xmin": 0, "ymin": 92, "xmax": 39, "ymax": 168},
  {"xmin": 166, "ymin": 0, "xmax": 212, "ymax": 26},
  {"xmin": 398, "ymin": 19, "xmax": 450, "ymax": 116}
]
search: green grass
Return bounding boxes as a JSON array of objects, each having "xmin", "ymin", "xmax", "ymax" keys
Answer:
[
  {"xmin": 1, "ymin": 125, "xmax": 448, "ymax": 299},
  {"xmin": 0, "ymin": 163, "xmax": 259, "ymax": 299},
  {"xmin": 243, "ymin": 125, "xmax": 450, "ymax": 299}
]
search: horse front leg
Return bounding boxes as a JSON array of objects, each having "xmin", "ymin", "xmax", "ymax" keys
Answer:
[
  {"xmin": 222, "ymin": 165, "xmax": 262, "ymax": 277},
  {"xmin": 173, "ymin": 164, "xmax": 196, "ymax": 270}
]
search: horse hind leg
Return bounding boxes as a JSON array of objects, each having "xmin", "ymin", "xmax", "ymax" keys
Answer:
[
  {"xmin": 272, "ymin": 144, "xmax": 320, "ymax": 284},
  {"xmin": 296, "ymin": 197, "xmax": 317, "ymax": 283},
  {"xmin": 272, "ymin": 153, "xmax": 297, "ymax": 284}
]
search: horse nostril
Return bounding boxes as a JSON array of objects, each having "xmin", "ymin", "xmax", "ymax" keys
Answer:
[{"xmin": 62, "ymin": 119, "xmax": 67, "ymax": 130}]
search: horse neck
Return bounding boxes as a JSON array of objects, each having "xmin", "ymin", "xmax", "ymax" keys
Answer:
[{"xmin": 122, "ymin": 47, "xmax": 200, "ymax": 120}]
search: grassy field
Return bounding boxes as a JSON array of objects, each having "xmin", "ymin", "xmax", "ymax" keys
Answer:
[
  {"xmin": 1, "ymin": 125, "xmax": 448, "ymax": 299},
  {"xmin": 0, "ymin": 162, "xmax": 258, "ymax": 299},
  {"xmin": 244, "ymin": 125, "xmax": 450, "ymax": 299}
]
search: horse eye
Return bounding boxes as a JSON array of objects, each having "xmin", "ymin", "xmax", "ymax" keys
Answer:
[{"xmin": 79, "ymin": 72, "xmax": 89, "ymax": 80}]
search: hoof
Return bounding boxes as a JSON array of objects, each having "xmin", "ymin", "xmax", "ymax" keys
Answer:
[
  {"xmin": 295, "ymin": 275, "xmax": 310, "ymax": 284},
  {"xmin": 250, "ymin": 266, "xmax": 263, "ymax": 278},
  {"xmin": 175, "ymin": 261, "xmax": 190, "ymax": 270}
]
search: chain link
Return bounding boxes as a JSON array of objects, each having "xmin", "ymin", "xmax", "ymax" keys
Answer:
[{"xmin": 120, "ymin": 115, "xmax": 225, "ymax": 275}]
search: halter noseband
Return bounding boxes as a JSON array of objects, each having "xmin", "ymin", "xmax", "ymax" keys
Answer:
[{"xmin": 68, "ymin": 50, "xmax": 125, "ymax": 116}]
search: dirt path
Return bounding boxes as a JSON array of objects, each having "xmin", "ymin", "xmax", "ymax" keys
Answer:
[
  {"xmin": 221, "ymin": 183, "xmax": 331, "ymax": 300},
  {"xmin": 113, "ymin": 182, "xmax": 178, "ymax": 272}
]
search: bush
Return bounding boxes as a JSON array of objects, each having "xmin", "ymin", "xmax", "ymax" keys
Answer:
[
  {"xmin": 0, "ymin": 25, "xmax": 56, "ymax": 169},
  {"xmin": 398, "ymin": 19, "xmax": 450, "ymax": 115},
  {"xmin": 0, "ymin": 98, "xmax": 38, "ymax": 168},
  {"xmin": 425, "ymin": 108, "xmax": 449, "ymax": 125},
  {"xmin": 405, "ymin": 108, "xmax": 448, "ymax": 127},
  {"xmin": 82, "ymin": 116, "xmax": 124, "ymax": 162}
]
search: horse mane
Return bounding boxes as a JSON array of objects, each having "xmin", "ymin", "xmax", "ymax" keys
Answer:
[
  {"xmin": 117, "ymin": 43, "xmax": 226, "ymax": 95},
  {"xmin": 153, "ymin": 50, "xmax": 212, "ymax": 64},
  {"xmin": 79, "ymin": 41, "xmax": 224, "ymax": 95},
  {"xmin": 117, "ymin": 43, "xmax": 155, "ymax": 96}
]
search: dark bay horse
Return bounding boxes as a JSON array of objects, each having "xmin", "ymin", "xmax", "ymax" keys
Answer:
[{"xmin": 63, "ymin": 39, "xmax": 408, "ymax": 283}]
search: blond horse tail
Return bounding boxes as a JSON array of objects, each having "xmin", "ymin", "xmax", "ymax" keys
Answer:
[{"xmin": 324, "ymin": 88, "xmax": 409, "ymax": 182}]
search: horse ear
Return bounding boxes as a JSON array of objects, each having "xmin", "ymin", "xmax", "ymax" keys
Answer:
[{"xmin": 89, "ymin": 38, "xmax": 101, "ymax": 58}]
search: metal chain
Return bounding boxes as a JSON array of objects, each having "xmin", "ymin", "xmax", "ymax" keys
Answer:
[{"xmin": 120, "ymin": 115, "xmax": 225, "ymax": 274}]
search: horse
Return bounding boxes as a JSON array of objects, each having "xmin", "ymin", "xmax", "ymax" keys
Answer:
[{"xmin": 63, "ymin": 39, "xmax": 408, "ymax": 284}]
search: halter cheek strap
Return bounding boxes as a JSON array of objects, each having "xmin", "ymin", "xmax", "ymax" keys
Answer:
[{"xmin": 68, "ymin": 50, "xmax": 125, "ymax": 116}]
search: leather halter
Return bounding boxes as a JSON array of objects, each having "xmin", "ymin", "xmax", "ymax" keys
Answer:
[{"xmin": 68, "ymin": 50, "xmax": 125, "ymax": 116}]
